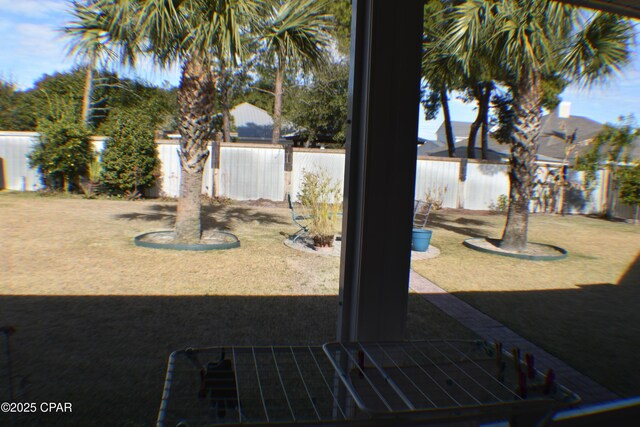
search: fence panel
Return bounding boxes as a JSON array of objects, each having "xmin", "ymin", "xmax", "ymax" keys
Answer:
[
  {"xmin": 464, "ymin": 162, "xmax": 510, "ymax": 211},
  {"xmin": 0, "ymin": 132, "xmax": 42, "ymax": 191},
  {"xmin": 219, "ymin": 145, "xmax": 284, "ymax": 201},
  {"xmin": 564, "ymin": 169, "xmax": 603, "ymax": 215},
  {"xmin": 151, "ymin": 141, "xmax": 214, "ymax": 198},
  {"xmin": 291, "ymin": 150, "xmax": 345, "ymax": 202},
  {"xmin": 3, "ymin": 133, "xmax": 626, "ymax": 218},
  {"xmin": 415, "ymin": 159, "xmax": 459, "ymax": 208}
]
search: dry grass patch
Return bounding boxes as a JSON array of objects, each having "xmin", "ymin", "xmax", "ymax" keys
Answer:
[
  {"xmin": 412, "ymin": 210, "xmax": 640, "ymax": 397},
  {"xmin": 0, "ymin": 192, "xmax": 474, "ymax": 426}
]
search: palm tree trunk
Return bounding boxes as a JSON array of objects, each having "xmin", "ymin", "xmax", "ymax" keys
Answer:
[
  {"xmin": 220, "ymin": 62, "xmax": 232, "ymax": 142},
  {"xmin": 480, "ymin": 82, "xmax": 493, "ymax": 160},
  {"xmin": 81, "ymin": 60, "xmax": 94, "ymax": 127},
  {"xmin": 467, "ymin": 117, "xmax": 481, "ymax": 159},
  {"xmin": 440, "ymin": 87, "xmax": 455, "ymax": 157},
  {"xmin": 175, "ymin": 58, "xmax": 217, "ymax": 242},
  {"xmin": 468, "ymin": 83, "xmax": 493, "ymax": 160},
  {"xmin": 467, "ymin": 84, "xmax": 482, "ymax": 159},
  {"xmin": 271, "ymin": 57, "xmax": 284, "ymax": 144},
  {"xmin": 222, "ymin": 110, "xmax": 231, "ymax": 142},
  {"xmin": 500, "ymin": 75, "xmax": 542, "ymax": 251}
]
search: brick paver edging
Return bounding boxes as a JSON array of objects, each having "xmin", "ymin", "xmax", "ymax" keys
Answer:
[{"xmin": 409, "ymin": 270, "xmax": 619, "ymax": 405}]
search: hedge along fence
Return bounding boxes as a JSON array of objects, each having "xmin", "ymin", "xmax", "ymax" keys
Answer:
[{"xmin": 0, "ymin": 133, "xmax": 620, "ymax": 217}]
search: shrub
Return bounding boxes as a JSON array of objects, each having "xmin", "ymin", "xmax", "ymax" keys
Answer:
[
  {"xmin": 489, "ymin": 194, "xmax": 509, "ymax": 214},
  {"xmin": 100, "ymin": 109, "xmax": 160, "ymax": 197},
  {"xmin": 29, "ymin": 113, "xmax": 92, "ymax": 192}
]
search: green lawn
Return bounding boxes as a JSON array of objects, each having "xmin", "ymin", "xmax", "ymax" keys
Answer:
[{"xmin": 412, "ymin": 209, "xmax": 640, "ymax": 397}]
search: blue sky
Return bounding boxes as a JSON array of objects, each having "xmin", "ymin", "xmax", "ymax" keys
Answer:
[{"xmin": 1, "ymin": 0, "xmax": 638, "ymax": 140}]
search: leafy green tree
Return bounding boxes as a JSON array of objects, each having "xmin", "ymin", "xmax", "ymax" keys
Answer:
[
  {"xmin": 28, "ymin": 99, "xmax": 92, "ymax": 192},
  {"xmin": 286, "ymin": 60, "xmax": 348, "ymax": 146},
  {"xmin": 101, "ymin": 78, "xmax": 178, "ymax": 135},
  {"xmin": 446, "ymin": 1, "xmax": 633, "ymax": 250},
  {"xmin": 325, "ymin": 0, "xmax": 351, "ymax": 56},
  {"xmin": 257, "ymin": 0, "xmax": 334, "ymax": 144},
  {"xmin": 86, "ymin": 0, "xmax": 260, "ymax": 242},
  {"xmin": 100, "ymin": 109, "xmax": 160, "ymax": 196},
  {"xmin": 0, "ymin": 79, "xmax": 48, "ymax": 131},
  {"xmin": 576, "ymin": 115, "xmax": 639, "ymax": 216},
  {"xmin": 619, "ymin": 163, "xmax": 640, "ymax": 224}
]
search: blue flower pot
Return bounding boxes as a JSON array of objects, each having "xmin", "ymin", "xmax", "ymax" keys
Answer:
[{"xmin": 412, "ymin": 229, "xmax": 432, "ymax": 252}]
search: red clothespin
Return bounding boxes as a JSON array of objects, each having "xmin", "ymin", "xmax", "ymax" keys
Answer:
[
  {"xmin": 525, "ymin": 353, "xmax": 535, "ymax": 379},
  {"xmin": 495, "ymin": 342, "xmax": 505, "ymax": 381},
  {"xmin": 518, "ymin": 371, "xmax": 528, "ymax": 399},
  {"xmin": 544, "ymin": 369, "xmax": 556, "ymax": 395},
  {"xmin": 512, "ymin": 348, "xmax": 521, "ymax": 374}
]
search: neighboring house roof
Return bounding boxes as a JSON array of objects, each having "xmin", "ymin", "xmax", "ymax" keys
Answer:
[
  {"xmin": 435, "ymin": 121, "xmax": 472, "ymax": 143},
  {"xmin": 230, "ymin": 102, "xmax": 274, "ymax": 141},
  {"xmin": 536, "ymin": 112, "xmax": 604, "ymax": 161},
  {"xmin": 431, "ymin": 110, "xmax": 612, "ymax": 162}
]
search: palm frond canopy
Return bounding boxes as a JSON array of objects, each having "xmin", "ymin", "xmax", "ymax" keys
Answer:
[
  {"xmin": 259, "ymin": 0, "xmax": 334, "ymax": 71},
  {"xmin": 82, "ymin": 0, "xmax": 260, "ymax": 69},
  {"xmin": 562, "ymin": 11, "xmax": 634, "ymax": 86},
  {"xmin": 443, "ymin": 0, "xmax": 632, "ymax": 86},
  {"xmin": 65, "ymin": 0, "xmax": 119, "ymax": 65}
]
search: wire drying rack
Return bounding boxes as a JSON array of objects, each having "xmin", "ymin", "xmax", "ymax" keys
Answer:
[{"xmin": 157, "ymin": 340, "xmax": 580, "ymax": 427}]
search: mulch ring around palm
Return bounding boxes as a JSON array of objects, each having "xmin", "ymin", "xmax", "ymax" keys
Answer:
[
  {"xmin": 134, "ymin": 230, "xmax": 240, "ymax": 251},
  {"xmin": 463, "ymin": 237, "xmax": 567, "ymax": 261}
]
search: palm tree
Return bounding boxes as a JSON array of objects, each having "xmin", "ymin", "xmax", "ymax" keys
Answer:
[
  {"xmin": 446, "ymin": 0, "xmax": 633, "ymax": 250},
  {"xmin": 423, "ymin": 0, "xmax": 501, "ymax": 160},
  {"xmin": 83, "ymin": 0, "xmax": 259, "ymax": 242},
  {"xmin": 258, "ymin": 0, "xmax": 333, "ymax": 144},
  {"xmin": 422, "ymin": 1, "xmax": 464, "ymax": 158},
  {"xmin": 65, "ymin": 0, "xmax": 116, "ymax": 127}
]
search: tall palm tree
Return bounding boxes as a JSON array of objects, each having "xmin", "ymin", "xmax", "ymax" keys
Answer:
[
  {"xmin": 423, "ymin": 0, "xmax": 501, "ymax": 160},
  {"xmin": 83, "ymin": 0, "xmax": 259, "ymax": 242},
  {"xmin": 446, "ymin": 0, "xmax": 633, "ymax": 250},
  {"xmin": 65, "ymin": 0, "xmax": 116, "ymax": 127},
  {"xmin": 258, "ymin": 0, "xmax": 333, "ymax": 144},
  {"xmin": 422, "ymin": 1, "xmax": 464, "ymax": 158}
]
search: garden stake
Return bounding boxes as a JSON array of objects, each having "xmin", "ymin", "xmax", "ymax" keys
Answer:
[{"xmin": 1, "ymin": 325, "xmax": 16, "ymax": 402}]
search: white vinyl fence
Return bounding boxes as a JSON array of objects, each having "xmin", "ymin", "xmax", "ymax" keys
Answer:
[
  {"xmin": 415, "ymin": 158, "xmax": 461, "ymax": 208},
  {"xmin": 0, "ymin": 132, "xmax": 631, "ymax": 219},
  {"xmin": 291, "ymin": 150, "xmax": 345, "ymax": 202},
  {"xmin": 0, "ymin": 132, "xmax": 42, "ymax": 191},
  {"xmin": 219, "ymin": 144, "xmax": 285, "ymax": 201},
  {"xmin": 149, "ymin": 140, "xmax": 215, "ymax": 198}
]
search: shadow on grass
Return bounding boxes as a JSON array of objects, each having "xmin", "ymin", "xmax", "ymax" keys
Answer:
[
  {"xmin": 428, "ymin": 213, "xmax": 494, "ymax": 238},
  {"xmin": 0, "ymin": 293, "xmax": 465, "ymax": 427},
  {"xmin": 114, "ymin": 203, "xmax": 290, "ymax": 231},
  {"xmin": 412, "ymin": 256, "xmax": 640, "ymax": 400}
]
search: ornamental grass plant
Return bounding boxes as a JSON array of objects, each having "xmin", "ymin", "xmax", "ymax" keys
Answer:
[{"xmin": 298, "ymin": 169, "xmax": 342, "ymax": 246}]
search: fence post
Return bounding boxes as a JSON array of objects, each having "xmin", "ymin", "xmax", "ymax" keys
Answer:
[
  {"xmin": 283, "ymin": 144, "xmax": 293, "ymax": 200},
  {"xmin": 212, "ymin": 134, "xmax": 222, "ymax": 198},
  {"xmin": 457, "ymin": 158, "xmax": 467, "ymax": 209}
]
